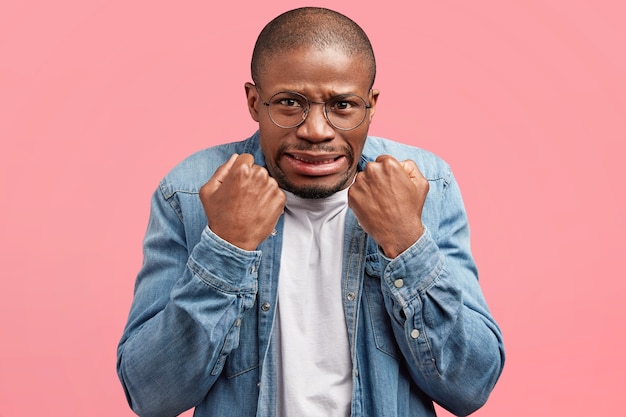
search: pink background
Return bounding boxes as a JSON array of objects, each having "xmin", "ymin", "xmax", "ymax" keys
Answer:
[{"xmin": 1, "ymin": 1, "xmax": 624, "ymax": 416}]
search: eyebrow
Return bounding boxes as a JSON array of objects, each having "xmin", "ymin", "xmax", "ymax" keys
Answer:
[{"xmin": 271, "ymin": 90, "xmax": 366, "ymax": 100}]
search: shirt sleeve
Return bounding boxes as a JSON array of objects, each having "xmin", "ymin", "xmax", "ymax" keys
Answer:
[
  {"xmin": 377, "ymin": 171, "xmax": 505, "ymax": 417},
  {"xmin": 116, "ymin": 186, "xmax": 260, "ymax": 417}
]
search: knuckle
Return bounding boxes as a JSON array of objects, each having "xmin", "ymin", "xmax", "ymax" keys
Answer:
[
  {"xmin": 382, "ymin": 157, "xmax": 401, "ymax": 172},
  {"xmin": 199, "ymin": 182, "xmax": 212, "ymax": 197},
  {"xmin": 378, "ymin": 154, "xmax": 396, "ymax": 165},
  {"xmin": 247, "ymin": 164, "xmax": 267, "ymax": 179},
  {"xmin": 417, "ymin": 178, "xmax": 430, "ymax": 192},
  {"xmin": 267, "ymin": 176, "xmax": 282, "ymax": 193},
  {"xmin": 232, "ymin": 163, "xmax": 253, "ymax": 179},
  {"xmin": 230, "ymin": 163, "xmax": 245, "ymax": 176},
  {"xmin": 276, "ymin": 189, "xmax": 286, "ymax": 203},
  {"xmin": 241, "ymin": 153, "xmax": 255, "ymax": 162},
  {"xmin": 363, "ymin": 161, "xmax": 378, "ymax": 174},
  {"xmin": 256, "ymin": 166, "xmax": 270, "ymax": 179}
]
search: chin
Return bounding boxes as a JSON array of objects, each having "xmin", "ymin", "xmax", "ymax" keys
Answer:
[
  {"xmin": 270, "ymin": 162, "xmax": 355, "ymax": 199},
  {"xmin": 287, "ymin": 185, "xmax": 344, "ymax": 199},
  {"xmin": 281, "ymin": 176, "xmax": 352, "ymax": 199}
]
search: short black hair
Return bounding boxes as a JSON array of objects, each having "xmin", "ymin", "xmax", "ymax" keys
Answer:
[{"xmin": 251, "ymin": 7, "xmax": 376, "ymax": 88}]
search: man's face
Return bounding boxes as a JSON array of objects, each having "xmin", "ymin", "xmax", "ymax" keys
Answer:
[{"xmin": 245, "ymin": 47, "xmax": 378, "ymax": 199}]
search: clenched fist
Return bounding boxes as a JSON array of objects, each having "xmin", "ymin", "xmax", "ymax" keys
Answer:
[
  {"xmin": 200, "ymin": 153, "xmax": 286, "ymax": 251},
  {"xmin": 348, "ymin": 155, "xmax": 429, "ymax": 258}
]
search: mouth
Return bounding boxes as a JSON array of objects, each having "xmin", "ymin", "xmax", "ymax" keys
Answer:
[
  {"xmin": 288, "ymin": 152, "xmax": 343, "ymax": 164},
  {"xmin": 282, "ymin": 151, "xmax": 349, "ymax": 176}
]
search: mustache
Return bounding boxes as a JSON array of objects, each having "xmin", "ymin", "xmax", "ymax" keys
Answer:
[{"xmin": 276, "ymin": 143, "xmax": 354, "ymax": 159}]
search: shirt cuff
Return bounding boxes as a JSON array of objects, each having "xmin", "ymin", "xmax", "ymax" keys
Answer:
[
  {"xmin": 187, "ymin": 226, "xmax": 261, "ymax": 293},
  {"xmin": 378, "ymin": 227, "xmax": 445, "ymax": 301}
]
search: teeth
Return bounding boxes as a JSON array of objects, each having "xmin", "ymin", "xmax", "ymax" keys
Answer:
[{"xmin": 291, "ymin": 154, "xmax": 336, "ymax": 164}]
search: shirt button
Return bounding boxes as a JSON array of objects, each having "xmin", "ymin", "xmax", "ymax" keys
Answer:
[
  {"xmin": 394, "ymin": 279, "xmax": 404, "ymax": 288},
  {"xmin": 346, "ymin": 292, "xmax": 356, "ymax": 301},
  {"xmin": 270, "ymin": 229, "xmax": 278, "ymax": 237},
  {"xmin": 234, "ymin": 318, "xmax": 241, "ymax": 327},
  {"xmin": 410, "ymin": 329, "xmax": 420, "ymax": 339},
  {"xmin": 261, "ymin": 302, "xmax": 271, "ymax": 312}
]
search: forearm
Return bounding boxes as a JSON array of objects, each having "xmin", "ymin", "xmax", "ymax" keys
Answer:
[
  {"xmin": 117, "ymin": 227, "xmax": 259, "ymax": 417},
  {"xmin": 380, "ymin": 229, "xmax": 505, "ymax": 416}
]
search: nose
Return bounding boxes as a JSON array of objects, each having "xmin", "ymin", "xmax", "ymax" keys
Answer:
[{"xmin": 296, "ymin": 102, "xmax": 335, "ymax": 142}]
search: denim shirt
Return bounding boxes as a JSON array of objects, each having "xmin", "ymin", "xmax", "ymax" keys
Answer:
[{"xmin": 117, "ymin": 132, "xmax": 505, "ymax": 417}]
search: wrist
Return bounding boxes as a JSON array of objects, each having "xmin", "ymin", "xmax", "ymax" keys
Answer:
[{"xmin": 379, "ymin": 224, "xmax": 424, "ymax": 259}]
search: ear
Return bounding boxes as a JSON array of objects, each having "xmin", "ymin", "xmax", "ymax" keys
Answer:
[
  {"xmin": 368, "ymin": 89, "xmax": 380, "ymax": 121},
  {"xmin": 245, "ymin": 82, "xmax": 261, "ymax": 122}
]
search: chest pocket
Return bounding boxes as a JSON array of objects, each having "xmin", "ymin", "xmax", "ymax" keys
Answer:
[{"xmin": 362, "ymin": 254, "xmax": 401, "ymax": 360}]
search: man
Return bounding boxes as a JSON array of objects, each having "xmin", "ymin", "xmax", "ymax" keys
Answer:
[{"xmin": 117, "ymin": 7, "xmax": 505, "ymax": 417}]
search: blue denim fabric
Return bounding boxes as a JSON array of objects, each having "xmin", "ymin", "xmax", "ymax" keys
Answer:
[{"xmin": 117, "ymin": 131, "xmax": 505, "ymax": 417}]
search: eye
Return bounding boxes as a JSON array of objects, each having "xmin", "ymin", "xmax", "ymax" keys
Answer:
[
  {"xmin": 278, "ymin": 98, "xmax": 303, "ymax": 108},
  {"xmin": 270, "ymin": 93, "xmax": 306, "ymax": 109},
  {"xmin": 329, "ymin": 96, "xmax": 361, "ymax": 112},
  {"xmin": 334, "ymin": 101, "xmax": 352, "ymax": 110}
]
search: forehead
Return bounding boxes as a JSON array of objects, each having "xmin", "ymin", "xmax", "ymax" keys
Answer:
[{"xmin": 257, "ymin": 47, "xmax": 371, "ymax": 95}]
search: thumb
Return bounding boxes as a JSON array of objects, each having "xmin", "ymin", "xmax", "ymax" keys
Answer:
[{"xmin": 202, "ymin": 153, "xmax": 239, "ymax": 196}]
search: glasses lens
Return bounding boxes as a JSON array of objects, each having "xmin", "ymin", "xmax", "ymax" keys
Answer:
[
  {"xmin": 326, "ymin": 95, "xmax": 368, "ymax": 130},
  {"xmin": 265, "ymin": 92, "xmax": 370, "ymax": 130},
  {"xmin": 267, "ymin": 92, "xmax": 308, "ymax": 128}
]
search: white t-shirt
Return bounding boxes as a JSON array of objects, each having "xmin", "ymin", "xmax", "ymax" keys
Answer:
[{"xmin": 275, "ymin": 188, "xmax": 352, "ymax": 417}]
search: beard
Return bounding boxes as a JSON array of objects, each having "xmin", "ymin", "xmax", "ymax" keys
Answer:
[
  {"xmin": 269, "ymin": 143, "xmax": 355, "ymax": 199},
  {"xmin": 276, "ymin": 173, "xmax": 353, "ymax": 199}
]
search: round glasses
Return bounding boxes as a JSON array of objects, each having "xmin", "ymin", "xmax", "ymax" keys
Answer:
[{"xmin": 260, "ymin": 90, "xmax": 372, "ymax": 131}]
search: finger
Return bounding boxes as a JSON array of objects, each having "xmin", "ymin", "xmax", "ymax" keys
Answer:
[
  {"xmin": 373, "ymin": 155, "xmax": 405, "ymax": 175},
  {"xmin": 400, "ymin": 160, "xmax": 429, "ymax": 194},
  {"xmin": 222, "ymin": 153, "xmax": 257, "ymax": 180},
  {"xmin": 400, "ymin": 159, "xmax": 420, "ymax": 180},
  {"xmin": 231, "ymin": 153, "xmax": 255, "ymax": 169},
  {"xmin": 215, "ymin": 153, "xmax": 240, "ymax": 181},
  {"xmin": 375, "ymin": 154, "xmax": 397, "ymax": 164}
]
